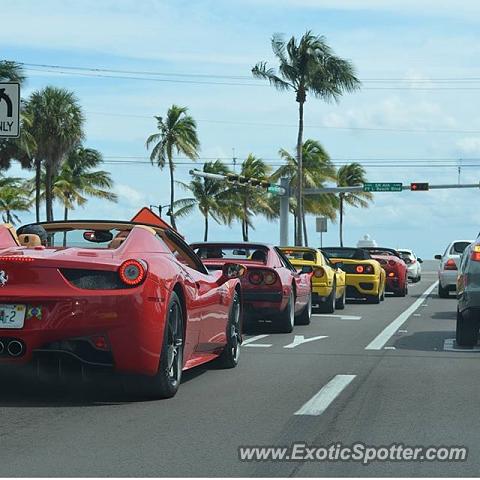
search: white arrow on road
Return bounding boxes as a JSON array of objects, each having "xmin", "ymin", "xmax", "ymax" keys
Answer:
[
  {"xmin": 284, "ymin": 335, "xmax": 328, "ymax": 349},
  {"xmin": 312, "ymin": 314, "xmax": 362, "ymax": 320}
]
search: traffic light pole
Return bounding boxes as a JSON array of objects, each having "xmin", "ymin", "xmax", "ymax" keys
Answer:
[{"xmin": 304, "ymin": 182, "xmax": 480, "ymax": 195}]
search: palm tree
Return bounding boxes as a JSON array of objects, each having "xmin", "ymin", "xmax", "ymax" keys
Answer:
[
  {"xmin": 178, "ymin": 160, "xmax": 234, "ymax": 241},
  {"xmin": 146, "ymin": 105, "xmax": 200, "ymax": 230},
  {"xmin": 0, "ymin": 177, "xmax": 31, "ymax": 225},
  {"xmin": 26, "ymin": 87, "xmax": 84, "ymax": 222},
  {"xmin": 233, "ymin": 155, "xmax": 273, "ymax": 241},
  {"xmin": 271, "ymin": 139, "xmax": 338, "ymax": 245},
  {"xmin": 53, "ymin": 146, "xmax": 117, "ymax": 220},
  {"xmin": 0, "ymin": 60, "xmax": 25, "ymax": 84},
  {"xmin": 252, "ymin": 31, "xmax": 360, "ymax": 246},
  {"xmin": 337, "ymin": 163, "xmax": 373, "ymax": 247}
]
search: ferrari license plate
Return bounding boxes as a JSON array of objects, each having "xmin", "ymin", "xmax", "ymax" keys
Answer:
[{"xmin": 0, "ymin": 304, "xmax": 26, "ymax": 329}]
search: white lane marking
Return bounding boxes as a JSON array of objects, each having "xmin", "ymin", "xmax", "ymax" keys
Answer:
[
  {"xmin": 365, "ymin": 281, "xmax": 438, "ymax": 350},
  {"xmin": 384, "ymin": 346, "xmax": 396, "ymax": 350},
  {"xmin": 242, "ymin": 335, "xmax": 272, "ymax": 348},
  {"xmin": 313, "ymin": 314, "xmax": 362, "ymax": 320},
  {"xmin": 294, "ymin": 374, "xmax": 356, "ymax": 416},
  {"xmin": 283, "ymin": 335, "xmax": 328, "ymax": 349},
  {"xmin": 413, "ymin": 314, "xmax": 421, "ymax": 317},
  {"xmin": 444, "ymin": 338, "xmax": 480, "ymax": 352}
]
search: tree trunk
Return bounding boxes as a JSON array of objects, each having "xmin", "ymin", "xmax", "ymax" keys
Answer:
[
  {"xmin": 303, "ymin": 212, "xmax": 308, "ymax": 246},
  {"xmin": 203, "ymin": 213, "xmax": 209, "ymax": 241},
  {"xmin": 168, "ymin": 154, "xmax": 176, "ymax": 230},
  {"xmin": 45, "ymin": 161, "xmax": 53, "ymax": 222},
  {"xmin": 339, "ymin": 194, "xmax": 344, "ymax": 247},
  {"xmin": 293, "ymin": 211, "xmax": 297, "ymax": 244},
  {"xmin": 63, "ymin": 206, "xmax": 68, "ymax": 247},
  {"xmin": 295, "ymin": 97, "xmax": 305, "ymax": 246},
  {"xmin": 6, "ymin": 210, "xmax": 11, "ymax": 224},
  {"xmin": 35, "ymin": 158, "xmax": 41, "ymax": 222}
]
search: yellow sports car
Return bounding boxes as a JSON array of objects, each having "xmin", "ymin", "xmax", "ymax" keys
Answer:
[
  {"xmin": 280, "ymin": 247, "xmax": 346, "ymax": 313},
  {"xmin": 322, "ymin": 247, "xmax": 386, "ymax": 304}
]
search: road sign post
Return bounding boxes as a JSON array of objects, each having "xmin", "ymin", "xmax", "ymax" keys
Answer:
[
  {"xmin": 316, "ymin": 217, "xmax": 327, "ymax": 248},
  {"xmin": 0, "ymin": 83, "xmax": 20, "ymax": 138}
]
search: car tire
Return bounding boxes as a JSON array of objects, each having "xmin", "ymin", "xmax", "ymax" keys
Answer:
[
  {"xmin": 456, "ymin": 309, "xmax": 479, "ymax": 347},
  {"xmin": 295, "ymin": 293, "xmax": 312, "ymax": 325},
  {"xmin": 217, "ymin": 290, "xmax": 242, "ymax": 368},
  {"xmin": 335, "ymin": 287, "xmax": 346, "ymax": 310},
  {"xmin": 366, "ymin": 291, "xmax": 381, "ymax": 304},
  {"xmin": 438, "ymin": 282, "xmax": 450, "ymax": 298},
  {"xmin": 277, "ymin": 290, "xmax": 295, "ymax": 333},
  {"xmin": 416, "ymin": 275, "xmax": 421, "ymax": 283},
  {"xmin": 126, "ymin": 292, "xmax": 184, "ymax": 399},
  {"xmin": 319, "ymin": 284, "xmax": 336, "ymax": 313},
  {"xmin": 380, "ymin": 288, "xmax": 385, "ymax": 302}
]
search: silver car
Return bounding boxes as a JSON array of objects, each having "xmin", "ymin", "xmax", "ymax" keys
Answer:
[
  {"xmin": 456, "ymin": 241, "xmax": 480, "ymax": 346},
  {"xmin": 434, "ymin": 240, "xmax": 473, "ymax": 298},
  {"xmin": 397, "ymin": 249, "xmax": 423, "ymax": 282}
]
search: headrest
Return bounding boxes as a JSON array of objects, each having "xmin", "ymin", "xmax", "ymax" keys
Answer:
[{"xmin": 18, "ymin": 234, "xmax": 42, "ymax": 247}]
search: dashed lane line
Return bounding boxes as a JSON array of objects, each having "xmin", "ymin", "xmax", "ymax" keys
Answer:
[
  {"xmin": 365, "ymin": 281, "xmax": 438, "ymax": 350},
  {"xmin": 294, "ymin": 374, "xmax": 357, "ymax": 416},
  {"xmin": 312, "ymin": 314, "xmax": 362, "ymax": 320}
]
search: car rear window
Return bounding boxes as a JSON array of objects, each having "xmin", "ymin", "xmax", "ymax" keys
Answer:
[
  {"xmin": 451, "ymin": 242, "xmax": 471, "ymax": 254},
  {"xmin": 192, "ymin": 245, "xmax": 269, "ymax": 263}
]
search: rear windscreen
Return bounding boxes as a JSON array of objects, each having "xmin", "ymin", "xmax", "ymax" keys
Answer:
[
  {"xmin": 451, "ymin": 242, "xmax": 471, "ymax": 254},
  {"xmin": 322, "ymin": 248, "xmax": 370, "ymax": 260},
  {"xmin": 192, "ymin": 245, "xmax": 269, "ymax": 263}
]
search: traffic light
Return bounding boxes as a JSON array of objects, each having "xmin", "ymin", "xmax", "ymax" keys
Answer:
[{"xmin": 410, "ymin": 182, "xmax": 429, "ymax": 191}]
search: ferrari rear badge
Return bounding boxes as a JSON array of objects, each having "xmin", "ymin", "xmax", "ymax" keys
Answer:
[{"xmin": 0, "ymin": 270, "xmax": 8, "ymax": 287}]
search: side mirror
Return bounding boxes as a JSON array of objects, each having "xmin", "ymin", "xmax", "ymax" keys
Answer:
[
  {"xmin": 219, "ymin": 262, "xmax": 246, "ymax": 282},
  {"xmin": 334, "ymin": 262, "xmax": 344, "ymax": 270},
  {"xmin": 434, "ymin": 254, "xmax": 442, "ymax": 260},
  {"xmin": 301, "ymin": 265, "xmax": 313, "ymax": 274},
  {"xmin": 417, "ymin": 258, "xmax": 423, "ymax": 263}
]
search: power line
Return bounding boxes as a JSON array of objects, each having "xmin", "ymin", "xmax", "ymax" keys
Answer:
[
  {"xmin": 21, "ymin": 64, "xmax": 480, "ymax": 90},
  {"xmin": 19, "ymin": 61, "xmax": 480, "ymax": 83},
  {"xmin": 87, "ymin": 111, "xmax": 480, "ymax": 135}
]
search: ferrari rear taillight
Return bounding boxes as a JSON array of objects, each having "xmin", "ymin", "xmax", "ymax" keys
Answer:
[
  {"xmin": 263, "ymin": 271, "xmax": 277, "ymax": 285},
  {"xmin": 119, "ymin": 259, "xmax": 147, "ymax": 286},
  {"xmin": 248, "ymin": 271, "xmax": 264, "ymax": 285},
  {"xmin": 356, "ymin": 265, "xmax": 364, "ymax": 273},
  {"xmin": 444, "ymin": 259, "xmax": 457, "ymax": 270},
  {"xmin": 314, "ymin": 267, "xmax": 325, "ymax": 278},
  {"xmin": 388, "ymin": 272, "xmax": 395, "ymax": 277}
]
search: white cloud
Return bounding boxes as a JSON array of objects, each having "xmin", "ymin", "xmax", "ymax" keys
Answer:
[{"xmin": 456, "ymin": 137, "xmax": 480, "ymax": 156}]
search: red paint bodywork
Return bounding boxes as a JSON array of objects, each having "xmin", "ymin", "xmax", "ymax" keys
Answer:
[
  {"xmin": 371, "ymin": 254, "xmax": 408, "ymax": 294},
  {"xmin": 190, "ymin": 242, "xmax": 311, "ymax": 319},
  {"xmin": 0, "ymin": 223, "xmax": 241, "ymax": 376}
]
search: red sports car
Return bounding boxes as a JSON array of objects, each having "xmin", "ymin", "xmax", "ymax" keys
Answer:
[
  {"xmin": 0, "ymin": 212, "xmax": 244, "ymax": 398},
  {"xmin": 190, "ymin": 242, "xmax": 312, "ymax": 332},
  {"xmin": 363, "ymin": 247, "xmax": 408, "ymax": 297}
]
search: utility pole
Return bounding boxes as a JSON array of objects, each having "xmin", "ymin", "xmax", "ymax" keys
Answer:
[
  {"xmin": 232, "ymin": 147, "xmax": 237, "ymax": 173},
  {"xmin": 279, "ymin": 178, "xmax": 290, "ymax": 246}
]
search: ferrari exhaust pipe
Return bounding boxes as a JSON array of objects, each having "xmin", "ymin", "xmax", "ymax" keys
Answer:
[
  {"xmin": 7, "ymin": 340, "xmax": 24, "ymax": 357},
  {"xmin": 0, "ymin": 340, "xmax": 4, "ymax": 355}
]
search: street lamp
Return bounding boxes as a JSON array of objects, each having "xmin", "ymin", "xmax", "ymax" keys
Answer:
[{"xmin": 150, "ymin": 204, "xmax": 172, "ymax": 218}]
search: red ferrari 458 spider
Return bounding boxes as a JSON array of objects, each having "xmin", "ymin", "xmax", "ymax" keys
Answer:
[
  {"xmin": 363, "ymin": 247, "xmax": 408, "ymax": 297},
  {"xmin": 190, "ymin": 242, "xmax": 312, "ymax": 332},
  {"xmin": 0, "ymin": 211, "xmax": 245, "ymax": 398}
]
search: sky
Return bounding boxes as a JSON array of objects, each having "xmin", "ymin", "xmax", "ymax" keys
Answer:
[{"xmin": 2, "ymin": 0, "xmax": 480, "ymax": 258}]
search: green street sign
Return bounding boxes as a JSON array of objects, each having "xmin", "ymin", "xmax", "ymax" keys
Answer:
[
  {"xmin": 363, "ymin": 182, "xmax": 403, "ymax": 192},
  {"xmin": 267, "ymin": 184, "xmax": 286, "ymax": 195}
]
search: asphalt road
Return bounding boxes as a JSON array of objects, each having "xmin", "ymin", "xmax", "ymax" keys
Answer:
[{"xmin": 0, "ymin": 260, "xmax": 477, "ymax": 477}]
